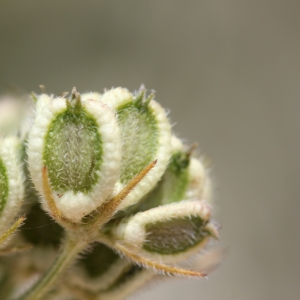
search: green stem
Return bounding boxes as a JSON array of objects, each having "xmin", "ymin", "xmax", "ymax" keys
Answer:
[{"xmin": 17, "ymin": 234, "xmax": 87, "ymax": 300}]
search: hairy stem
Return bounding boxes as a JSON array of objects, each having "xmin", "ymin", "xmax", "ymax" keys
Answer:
[
  {"xmin": 16, "ymin": 234, "xmax": 87, "ymax": 300},
  {"xmin": 0, "ymin": 216, "xmax": 25, "ymax": 247}
]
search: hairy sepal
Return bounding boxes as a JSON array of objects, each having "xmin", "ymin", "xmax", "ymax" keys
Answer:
[
  {"xmin": 101, "ymin": 87, "xmax": 172, "ymax": 210},
  {"xmin": 27, "ymin": 93, "xmax": 122, "ymax": 222},
  {"xmin": 136, "ymin": 135, "xmax": 211, "ymax": 211},
  {"xmin": 112, "ymin": 201, "xmax": 217, "ymax": 263},
  {"xmin": 186, "ymin": 157, "xmax": 212, "ymax": 201},
  {"xmin": 171, "ymin": 136, "xmax": 212, "ymax": 202},
  {"xmin": 0, "ymin": 137, "xmax": 24, "ymax": 235},
  {"xmin": 81, "ymin": 91, "xmax": 102, "ymax": 103}
]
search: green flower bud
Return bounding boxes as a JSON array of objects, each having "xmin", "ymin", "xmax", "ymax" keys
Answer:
[
  {"xmin": 98, "ymin": 87, "xmax": 172, "ymax": 209},
  {"xmin": 112, "ymin": 200, "xmax": 218, "ymax": 263},
  {"xmin": 0, "ymin": 137, "xmax": 24, "ymax": 237},
  {"xmin": 136, "ymin": 136, "xmax": 211, "ymax": 212},
  {"xmin": 27, "ymin": 90, "xmax": 122, "ymax": 222}
]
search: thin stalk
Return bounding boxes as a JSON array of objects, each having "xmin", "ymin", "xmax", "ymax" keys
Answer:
[
  {"xmin": 0, "ymin": 216, "xmax": 25, "ymax": 247},
  {"xmin": 17, "ymin": 234, "xmax": 87, "ymax": 300}
]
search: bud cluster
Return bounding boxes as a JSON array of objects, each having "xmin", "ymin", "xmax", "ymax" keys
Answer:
[{"xmin": 0, "ymin": 87, "xmax": 219, "ymax": 300}]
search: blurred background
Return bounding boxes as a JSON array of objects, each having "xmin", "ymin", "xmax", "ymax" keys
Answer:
[{"xmin": 1, "ymin": 1, "xmax": 299, "ymax": 299}]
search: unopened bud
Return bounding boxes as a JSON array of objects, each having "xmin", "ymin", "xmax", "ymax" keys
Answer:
[
  {"xmin": 112, "ymin": 200, "xmax": 218, "ymax": 263},
  {"xmin": 28, "ymin": 91, "xmax": 122, "ymax": 222},
  {"xmin": 0, "ymin": 137, "xmax": 24, "ymax": 235},
  {"xmin": 100, "ymin": 88, "xmax": 172, "ymax": 209}
]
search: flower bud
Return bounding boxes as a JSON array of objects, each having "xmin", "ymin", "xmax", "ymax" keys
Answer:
[
  {"xmin": 112, "ymin": 201, "xmax": 218, "ymax": 263},
  {"xmin": 0, "ymin": 137, "xmax": 24, "ymax": 234},
  {"xmin": 136, "ymin": 136, "xmax": 211, "ymax": 212},
  {"xmin": 27, "ymin": 91, "xmax": 122, "ymax": 222},
  {"xmin": 186, "ymin": 156, "xmax": 212, "ymax": 201},
  {"xmin": 99, "ymin": 88, "xmax": 172, "ymax": 209}
]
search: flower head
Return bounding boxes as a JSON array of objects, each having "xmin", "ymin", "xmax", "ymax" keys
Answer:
[{"xmin": 0, "ymin": 87, "xmax": 220, "ymax": 300}]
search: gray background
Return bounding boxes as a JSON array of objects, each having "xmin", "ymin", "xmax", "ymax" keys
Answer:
[{"xmin": 1, "ymin": 1, "xmax": 300, "ymax": 299}]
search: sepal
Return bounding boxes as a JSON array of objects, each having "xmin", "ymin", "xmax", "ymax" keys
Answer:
[
  {"xmin": 27, "ymin": 90, "xmax": 122, "ymax": 222},
  {"xmin": 136, "ymin": 136, "xmax": 211, "ymax": 212},
  {"xmin": 0, "ymin": 136, "xmax": 25, "ymax": 241},
  {"xmin": 100, "ymin": 87, "xmax": 172, "ymax": 209},
  {"xmin": 112, "ymin": 200, "xmax": 218, "ymax": 263}
]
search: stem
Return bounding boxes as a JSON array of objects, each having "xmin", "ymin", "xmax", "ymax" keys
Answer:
[{"xmin": 17, "ymin": 234, "xmax": 86, "ymax": 300}]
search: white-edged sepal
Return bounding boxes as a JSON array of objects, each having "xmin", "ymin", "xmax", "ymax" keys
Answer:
[
  {"xmin": 101, "ymin": 87, "xmax": 172, "ymax": 210},
  {"xmin": 112, "ymin": 200, "xmax": 218, "ymax": 263},
  {"xmin": 136, "ymin": 135, "xmax": 211, "ymax": 212},
  {"xmin": 27, "ymin": 92, "xmax": 122, "ymax": 222},
  {"xmin": 186, "ymin": 157, "xmax": 212, "ymax": 201},
  {"xmin": 0, "ymin": 136, "xmax": 24, "ymax": 233}
]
